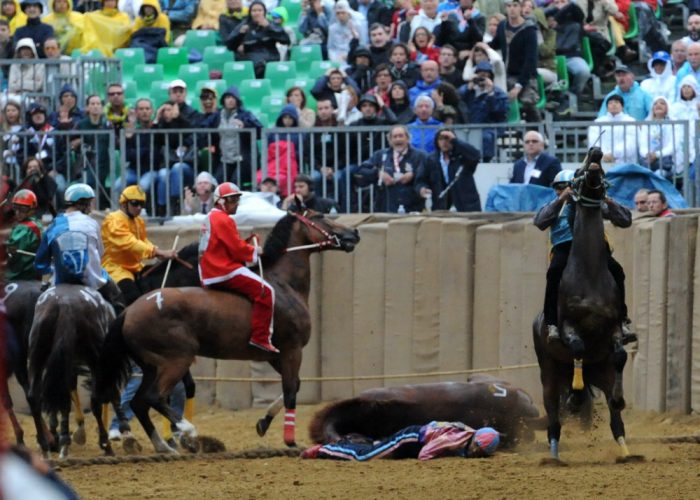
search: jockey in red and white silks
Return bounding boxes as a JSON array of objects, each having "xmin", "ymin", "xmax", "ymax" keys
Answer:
[{"xmin": 198, "ymin": 182, "xmax": 278, "ymax": 353}]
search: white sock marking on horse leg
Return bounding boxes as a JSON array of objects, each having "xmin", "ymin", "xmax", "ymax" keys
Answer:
[
  {"xmin": 176, "ymin": 418, "xmax": 197, "ymax": 437},
  {"xmin": 150, "ymin": 429, "xmax": 177, "ymax": 453}
]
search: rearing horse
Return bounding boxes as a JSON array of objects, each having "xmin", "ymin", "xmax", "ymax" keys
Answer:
[
  {"xmin": 96, "ymin": 208, "xmax": 360, "ymax": 453},
  {"xmin": 533, "ymin": 149, "xmax": 637, "ymax": 463}
]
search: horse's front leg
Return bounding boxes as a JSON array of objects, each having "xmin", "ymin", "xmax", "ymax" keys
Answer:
[
  {"xmin": 539, "ymin": 364, "xmax": 563, "ymax": 462},
  {"xmin": 58, "ymin": 408, "xmax": 71, "ymax": 459},
  {"xmin": 280, "ymin": 350, "xmax": 302, "ymax": 447},
  {"xmin": 562, "ymin": 322, "xmax": 585, "ymax": 390}
]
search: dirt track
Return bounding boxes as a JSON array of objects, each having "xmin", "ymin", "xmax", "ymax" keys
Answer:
[{"xmin": 15, "ymin": 403, "xmax": 700, "ymax": 499}]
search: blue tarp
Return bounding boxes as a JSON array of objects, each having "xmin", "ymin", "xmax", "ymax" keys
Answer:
[{"xmin": 485, "ymin": 164, "xmax": 688, "ymax": 212}]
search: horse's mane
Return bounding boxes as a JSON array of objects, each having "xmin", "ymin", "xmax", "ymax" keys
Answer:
[
  {"xmin": 261, "ymin": 214, "xmax": 296, "ymax": 268},
  {"xmin": 178, "ymin": 241, "xmax": 199, "ymax": 262}
]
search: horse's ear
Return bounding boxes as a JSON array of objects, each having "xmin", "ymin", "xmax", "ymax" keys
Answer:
[{"xmin": 293, "ymin": 195, "xmax": 304, "ymax": 212}]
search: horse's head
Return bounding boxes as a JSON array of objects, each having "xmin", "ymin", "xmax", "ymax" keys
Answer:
[
  {"xmin": 289, "ymin": 202, "xmax": 360, "ymax": 253},
  {"xmin": 572, "ymin": 147, "xmax": 607, "ymax": 207}
]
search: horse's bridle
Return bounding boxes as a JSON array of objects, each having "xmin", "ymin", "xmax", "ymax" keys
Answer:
[
  {"xmin": 288, "ymin": 211, "xmax": 342, "ymax": 251},
  {"xmin": 571, "ymin": 170, "xmax": 609, "ymax": 208}
]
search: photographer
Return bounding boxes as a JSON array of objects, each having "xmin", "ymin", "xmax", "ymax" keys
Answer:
[{"xmin": 459, "ymin": 61, "xmax": 508, "ymax": 162}]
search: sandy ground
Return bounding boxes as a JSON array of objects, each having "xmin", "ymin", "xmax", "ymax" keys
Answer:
[{"xmin": 12, "ymin": 403, "xmax": 700, "ymax": 500}]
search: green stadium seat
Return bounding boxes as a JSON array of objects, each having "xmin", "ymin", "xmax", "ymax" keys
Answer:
[
  {"xmin": 150, "ymin": 80, "xmax": 172, "ymax": 107},
  {"xmin": 550, "ymin": 56, "xmax": 569, "ymax": 93},
  {"xmin": 239, "ymin": 79, "xmax": 272, "ymax": 111},
  {"xmin": 290, "ymin": 45, "xmax": 322, "ymax": 76},
  {"xmin": 115, "ymin": 48, "xmax": 145, "ymax": 77},
  {"xmin": 536, "ymin": 74, "xmax": 546, "ymax": 109},
  {"xmin": 260, "ymin": 95, "xmax": 286, "ymax": 118},
  {"xmin": 156, "ymin": 47, "xmax": 189, "ymax": 80},
  {"xmin": 134, "ymin": 64, "xmax": 164, "ymax": 94},
  {"xmin": 122, "ymin": 80, "xmax": 138, "ymax": 105},
  {"xmin": 195, "ymin": 79, "xmax": 228, "ymax": 98},
  {"xmin": 178, "ymin": 63, "xmax": 210, "ymax": 90},
  {"xmin": 581, "ymin": 37, "xmax": 594, "ymax": 73},
  {"xmin": 264, "ymin": 61, "xmax": 297, "ymax": 95},
  {"xmin": 223, "ymin": 60, "xmax": 255, "ymax": 87},
  {"xmin": 203, "ymin": 45, "xmax": 234, "ymax": 68},
  {"xmin": 307, "ymin": 60, "xmax": 340, "ymax": 80},
  {"xmin": 256, "ymin": 112, "xmax": 270, "ymax": 128},
  {"xmin": 281, "ymin": 0, "xmax": 302, "ymax": 24},
  {"xmin": 183, "ymin": 30, "xmax": 218, "ymax": 54},
  {"xmin": 72, "ymin": 48, "xmax": 105, "ymax": 59},
  {"xmin": 623, "ymin": 3, "xmax": 639, "ymax": 40},
  {"xmin": 507, "ymin": 99, "xmax": 521, "ymax": 123}
]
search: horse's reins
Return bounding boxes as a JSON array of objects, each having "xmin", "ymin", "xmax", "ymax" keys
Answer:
[
  {"xmin": 285, "ymin": 212, "xmax": 342, "ymax": 253},
  {"xmin": 140, "ymin": 253, "xmax": 194, "ymax": 279}
]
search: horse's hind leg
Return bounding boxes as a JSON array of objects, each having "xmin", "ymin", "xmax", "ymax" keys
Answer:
[
  {"xmin": 611, "ymin": 341, "xmax": 627, "ymax": 405},
  {"xmin": 2, "ymin": 381, "xmax": 25, "ymax": 445},
  {"xmin": 132, "ymin": 366, "xmax": 177, "ymax": 454},
  {"xmin": 280, "ymin": 350, "xmax": 302, "ymax": 447},
  {"xmin": 90, "ymin": 394, "xmax": 116, "ymax": 456},
  {"xmin": 257, "ymin": 394, "xmax": 284, "ymax": 437},
  {"xmin": 58, "ymin": 407, "xmax": 71, "ymax": 459},
  {"xmin": 539, "ymin": 364, "xmax": 563, "ymax": 462},
  {"xmin": 70, "ymin": 389, "xmax": 86, "ymax": 445}
]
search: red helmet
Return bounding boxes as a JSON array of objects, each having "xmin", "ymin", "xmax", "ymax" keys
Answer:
[
  {"xmin": 213, "ymin": 182, "xmax": 242, "ymax": 205},
  {"xmin": 12, "ymin": 189, "xmax": 38, "ymax": 208}
]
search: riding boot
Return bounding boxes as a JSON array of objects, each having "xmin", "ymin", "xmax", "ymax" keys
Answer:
[{"xmin": 249, "ymin": 331, "xmax": 280, "ymax": 354}]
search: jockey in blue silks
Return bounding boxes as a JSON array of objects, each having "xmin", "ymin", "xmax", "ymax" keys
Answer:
[{"xmin": 533, "ymin": 170, "xmax": 636, "ymax": 345}]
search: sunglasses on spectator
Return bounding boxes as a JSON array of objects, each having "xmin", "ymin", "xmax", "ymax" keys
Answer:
[
  {"xmin": 127, "ymin": 200, "xmax": 143, "ymax": 207},
  {"xmin": 524, "ymin": 140, "xmax": 541, "ymax": 144},
  {"xmin": 108, "ymin": 91, "xmax": 123, "ymax": 96}
]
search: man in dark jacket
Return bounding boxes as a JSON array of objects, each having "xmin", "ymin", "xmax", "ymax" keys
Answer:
[
  {"xmin": 415, "ymin": 127, "xmax": 481, "ymax": 212},
  {"xmin": 308, "ymin": 97, "xmax": 346, "ymax": 201},
  {"xmin": 311, "ymin": 67, "xmax": 361, "ymax": 109},
  {"xmin": 551, "ymin": 0, "xmax": 590, "ymax": 96},
  {"xmin": 489, "ymin": 0, "xmax": 540, "ymax": 122},
  {"xmin": 167, "ymin": 79, "xmax": 198, "ymax": 124},
  {"xmin": 219, "ymin": 0, "xmax": 247, "ymax": 46},
  {"xmin": 388, "ymin": 43, "xmax": 420, "ymax": 88},
  {"xmin": 509, "ymin": 130, "xmax": 561, "ymax": 187},
  {"xmin": 14, "ymin": 0, "xmax": 54, "ymax": 58},
  {"xmin": 280, "ymin": 174, "xmax": 338, "ymax": 213}
]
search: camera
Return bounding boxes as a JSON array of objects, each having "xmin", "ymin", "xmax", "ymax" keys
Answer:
[{"xmin": 472, "ymin": 77, "xmax": 485, "ymax": 85}]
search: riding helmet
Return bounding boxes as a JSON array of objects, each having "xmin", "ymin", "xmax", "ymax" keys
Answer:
[
  {"xmin": 213, "ymin": 182, "xmax": 242, "ymax": 205},
  {"xmin": 12, "ymin": 189, "xmax": 38, "ymax": 208},
  {"xmin": 119, "ymin": 185, "xmax": 147, "ymax": 204},
  {"xmin": 472, "ymin": 427, "xmax": 500, "ymax": 456},
  {"xmin": 64, "ymin": 183, "xmax": 95, "ymax": 204},
  {"xmin": 551, "ymin": 170, "xmax": 576, "ymax": 188}
]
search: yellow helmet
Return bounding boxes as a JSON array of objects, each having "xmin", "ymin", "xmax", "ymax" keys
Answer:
[{"xmin": 119, "ymin": 185, "xmax": 147, "ymax": 204}]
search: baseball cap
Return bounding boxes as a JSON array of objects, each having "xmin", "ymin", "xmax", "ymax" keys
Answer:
[
  {"xmin": 169, "ymin": 79, "xmax": 187, "ymax": 90},
  {"xmin": 613, "ymin": 65, "xmax": 633, "ymax": 74}
]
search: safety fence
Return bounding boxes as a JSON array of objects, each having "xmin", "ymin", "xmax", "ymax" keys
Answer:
[{"xmin": 1, "ymin": 119, "xmax": 698, "ymax": 216}]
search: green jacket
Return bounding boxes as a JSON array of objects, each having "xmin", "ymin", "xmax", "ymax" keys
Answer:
[{"xmin": 6, "ymin": 217, "xmax": 43, "ymax": 281}]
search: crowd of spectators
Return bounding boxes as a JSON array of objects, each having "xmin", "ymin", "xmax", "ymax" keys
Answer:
[{"xmin": 0, "ymin": 0, "xmax": 697, "ymax": 215}]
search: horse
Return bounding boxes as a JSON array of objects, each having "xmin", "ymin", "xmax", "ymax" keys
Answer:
[
  {"xmin": 533, "ymin": 149, "xmax": 638, "ymax": 463},
  {"xmin": 309, "ymin": 375, "xmax": 545, "ymax": 448},
  {"xmin": 27, "ymin": 284, "xmax": 123, "ymax": 458},
  {"xmin": 96, "ymin": 208, "xmax": 360, "ymax": 453}
]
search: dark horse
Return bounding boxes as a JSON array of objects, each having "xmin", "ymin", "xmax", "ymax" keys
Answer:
[
  {"xmin": 27, "ymin": 285, "xmax": 119, "ymax": 458},
  {"xmin": 96, "ymin": 209, "xmax": 360, "ymax": 452},
  {"xmin": 533, "ymin": 149, "xmax": 637, "ymax": 463},
  {"xmin": 309, "ymin": 375, "xmax": 545, "ymax": 448}
]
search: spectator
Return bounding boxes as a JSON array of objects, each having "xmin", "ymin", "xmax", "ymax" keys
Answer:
[
  {"xmin": 13, "ymin": 0, "xmax": 53, "ymax": 58},
  {"xmin": 81, "ymin": 0, "xmax": 132, "ymax": 57},
  {"xmin": 122, "ymin": 97, "xmax": 156, "ymax": 191},
  {"xmin": 280, "ymin": 173, "xmax": 338, "ymax": 213},
  {"xmin": 531, "ymin": 5, "xmax": 557, "ymax": 88},
  {"xmin": 260, "ymin": 104, "xmax": 302, "ymax": 197},
  {"xmin": 431, "ymin": 81, "xmax": 463, "ymax": 122},
  {"xmin": 388, "ymin": 42, "xmax": 420, "ymax": 88},
  {"xmin": 349, "ymin": 94, "xmax": 396, "ymax": 159},
  {"xmin": 1, "ymin": 0, "xmax": 26, "ymax": 37},
  {"xmin": 510, "ymin": 130, "xmax": 562, "ymax": 186},
  {"xmin": 21, "ymin": 103, "xmax": 55, "ymax": 171},
  {"xmin": 550, "ymin": 0, "xmax": 590, "ymax": 97},
  {"xmin": 366, "ymin": 63, "xmax": 393, "ymax": 105},
  {"xmin": 459, "ymin": 60, "xmax": 508, "ymax": 161},
  {"xmin": 227, "ymin": 1, "xmax": 290, "ymax": 78},
  {"xmin": 42, "ymin": 0, "xmax": 83, "ymax": 54},
  {"xmin": 309, "ymin": 97, "xmax": 345, "ymax": 198},
  {"xmin": 7, "ymin": 37, "xmax": 44, "ymax": 102},
  {"xmin": 216, "ymin": 85, "xmax": 262, "ymax": 187},
  {"xmin": 483, "ymin": 12, "xmax": 504, "ymax": 44},
  {"xmin": 160, "ymin": 0, "xmax": 196, "ymax": 27},
  {"xmin": 674, "ymin": 42, "xmax": 700, "ymax": 97},
  {"xmin": 588, "ymin": 94, "xmax": 638, "ymax": 166},
  {"xmin": 671, "ymin": 39, "xmax": 687, "ymax": 76},
  {"xmin": 2, "ymin": 100, "xmax": 23, "ymax": 173},
  {"xmin": 193, "ymin": 84, "xmax": 220, "ymax": 164},
  {"xmin": 73, "ymin": 95, "xmax": 111, "ymax": 198},
  {"xmin": 436, "ymin": 45, "xmax": 463, "ymax": 88},
  {"xmin": 638, "ymin": 96, "xmax": 678, "ymax": 182},
  {"xmin": 339, "ymin": 85, "xmax": 363, "ymax": 125},
  {"xmin": 346, "ymin": 45, "xmax": 374, "ymax": 92},
  {"xmin": 646, "ymin": 189, "xmax": 674, "ymax": 217},
  {"xmin": 640, "ymin": 51, "xmax": 676, "ymax": 103},
  {"xmin": 409, "ymin": 26, "xmax": 440, "ymax": 64},
  {"xmin": 43, "ymin": 36, "xmax": 76, "ymax": 97},
  {"xmin": 358, "ymin": 124, "xmax": 426, "ymax": 213},
  {"xmin": 350, "ymin": 22, "xmax": 392, "ymax": 68},
  {"xmin": 633, "ymin": 188, "xmax": 649, "ymax": 215},
  {"xmin": 183, "ymin": 171, "xmax": 217, "ymax": 215},
  {"xmin": 408, "ymin": 0, "xmax": 441, "ymax": 39},
  {"xmin": 0, "ymin": 19, "xmax": 12, "ymax": 64},
  {"xmin": 298, "ymin": 0, "xmax": 329, "ymax": 47},
  {"xmin": 101, "ymin": 83, "xmax": 128, "ymax": 135},
  {"xmin": 258, "ymin": 176, "xmax": 280, "ymax": 206},
  {"xmin": 129, "ymin": 0, "xmax": 171, "ymax": 62},
  {"xmin": 352, "ymin": 0, "xmax": 392, "ymax": 28},
  {"xmin": 669, "ymin": 76, "xmax": 698, "ymax": 179},
  {"xmin": 681, "ymin": 13, "xmax": 700, "ymax": 47},
  {"xmin": 416, "ymin": 127, "xmax": 481, "ymax": 212},
  {"xmin": 409, "ymin": 60, "xmax": 442, "ymax": 107},
  {"xmin": 598, "ymin": 65, "xmax": 652, "ymax": 121},
  {"xmin": 285, "ymin": 86, "xmax": 314, "ymax": 129},
  {"xmin": 388, "ymin": 79, "xmax": 415, "ymax": 124},
  {"xmin": 408, "ymin": 95, "xmax": 442, "ymax": 153},
  {"xmin": 272, "ymin": 6, "xmax": 297, "ymax": 56},
  {"xmin": 433, "ymin": 2, "xmax": 483, "ymax": 62},
  {"xmin": 311, "ymin": 67, "xmax": 361, "ymax": 109},
  {"xmin": 578, "ymin": 0, "xmax": 635, "ymax": 66},
  {"xmin": 219, "ymin": 0, "xmax": 247, "ymax": 47},
  {"xmin": 48, "ymin": 83, "xmax": 83, "ymax": 130},
  {"xmin": 15, "ymin": 157, "xmax": 56, "ymax": 217},
  {"xmin": 327, "ymin": 0, "xmax": 356, "ymax": 63},
  {"xmin": 489, "ymin": 0, "xmax": 540, "ymax": 122},
  {"xmin": 462, "ymin": 41, "xmax": 506, "ymax": 91},
  {"xmin": 167, "ymin": 79, "xmax": 197, "ymax": 123},
  {"xmin": 632, "ymin": 0, "xmax": 669, "ymax": 54}
]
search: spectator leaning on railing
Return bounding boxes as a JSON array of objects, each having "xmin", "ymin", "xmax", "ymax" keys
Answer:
[
  {"xmin": 598, "ymin": 64, "xmax": 653, "ymax": 121},
  {"xmin": 588, "ymin": 94, "xmax": 638, "ymax": 166}
]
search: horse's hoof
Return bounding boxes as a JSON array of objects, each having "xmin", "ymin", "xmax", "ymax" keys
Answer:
[
  {"xmin": 123, "ymin": 436, "xmax": 142, "ymax": 455},
  {"xmin": 256, "ymin": 418, "xmax": 269, "ymax": 437},
  {"xmin": 59, "ymin": 446, "xmax": 69, "ymax": 460},
  {"xmin": 166, "ymin": 437, "xmax": 178, "ymax": 449},
  {"xmin": 197, "ymin": 436, "xmax": 226, "ymax": 453},
  {"xmin": 539, "ymin": 457, "xmax": 568, "ymax": 467},
  {"xmin": 180, "ymin": 434, "xmax": 201, "ymax": 454},
  {"xmin": 616, "ymin": 454, "xmax": 645, "ymax": 464},
  {"xmin": 103, "ymin": 445, "xmax": 115, "ymax": 457},
  {"xmin": 72, "ymin": 425, "xmax": 86, "ymax": 446},
  {"xmin": 285, "ymin": 441, "xmax": 298, "ymax": 448}
]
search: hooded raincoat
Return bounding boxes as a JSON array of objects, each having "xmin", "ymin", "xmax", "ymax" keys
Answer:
[
  {"xmin": 8, "ymin": 37, "xmax": 44, "ymax": 94},
  {"xmin": 640, "ymin": 56, "xmax": 676, "ymax": 103},
  {"xmin": 42, "ymin": 0, "xmax": 83, "ymax": 53}
]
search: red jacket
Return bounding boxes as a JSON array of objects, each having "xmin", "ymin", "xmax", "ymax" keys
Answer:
[{"xmin": 198, "ymin": 208, "xmax": 257, "ymax": 285}]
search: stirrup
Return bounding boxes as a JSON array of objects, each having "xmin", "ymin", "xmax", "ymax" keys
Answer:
[
  {"xmin": 249, "ymin": 340, "xmax": 280, "ymax": 354},
  {"xmin": 547, "ymin": 325, "xmax": 560, "ymax": 343}
]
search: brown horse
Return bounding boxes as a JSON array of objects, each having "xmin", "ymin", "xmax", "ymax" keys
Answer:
[
  {"xmin": 309, "ymin": 375, "xmax": 544, "ymax": 448},
  {"xmin": 97, "ymin": 208, "xmax": 360, "ymax": 453}
]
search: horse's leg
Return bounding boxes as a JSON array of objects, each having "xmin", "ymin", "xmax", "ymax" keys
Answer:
[
  {"xmin": 257, "ymin": 359, "xmax": 284, "ymax": 437},
  {"xmin": 563, "ymin": 322, "xmax": 585, "ymax": 390},
  {"xmin": 48, "ymin": 411, "xmax": 59, "ymax": 452},
  {"xmin": 611, "ymin": 334, "xmax": 628, "ymax": 405},
  {"xmin": 90, "ymin": 393, "xmax": 115, "ymax": 456},
  {"xmin": 2, "ymin": 379, "xmax": 25, "ymax": 445},
  {"xmin": 182, "ymin": 370, "xmax": 196, "ymax": 423},
  {"xmin": 540, "ymin": 363, "xmax": 563, "ymax": 462},
  {"xmin": 27, "ymin": 392, "xmax": 52, "ymax": 456},
  {"xmin": 70, "ymin": 389, "xmax": 86, "ymax": 445},
  {"xmin": 58, "ymin": 407, "xmax": 71, "ymax": 459},
  {"xmin": 151, "ymin": 361, "xmax": 197, "ymax": 442},
  {"xmin": 131, "ymin": 365, "xmax": 177, "ymax": 454},
  {"xmin": 280, "ymin": 350, "xmax": 302, "ymax": 447}
]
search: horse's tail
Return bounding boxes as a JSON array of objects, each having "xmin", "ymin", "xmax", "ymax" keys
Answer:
[
  {"xmin": 40, "ymin": 308, "xmax": 75, "ymax": 413},
  {"xmin": 309, "ymin": 398, "xmax": 390, "ymax": 443},
  {"xmin": 95, "ymin": 312, "xmax": 131, "ymax": 404},
  {"xmin": 309, "ymin": 399, "xmax": 347, "ymax": 443}
]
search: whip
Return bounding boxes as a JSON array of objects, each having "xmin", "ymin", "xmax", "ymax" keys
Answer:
[{"xmin": 160, "ymin": 234, "xmax": 179, "ymax": 288}]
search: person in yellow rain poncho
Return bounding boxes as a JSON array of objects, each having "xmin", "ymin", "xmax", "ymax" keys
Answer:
[
  {"xmin": 0, "ymin": 0, "xmax": 26, "ymax": 36},
  {"xmin": 81, "ymin": 0, "xmax": 131, "ymax": 56},
  {"xmin": 42, "ymin": 0, "xmax": 83, "ymax": 54},
  {"xmin": 129, "ymin": 0, "xmax": 171, "ymax": 58},
  {"xmin": 192, "ymin": 0, "xmax": 226, "ymax": 30}
]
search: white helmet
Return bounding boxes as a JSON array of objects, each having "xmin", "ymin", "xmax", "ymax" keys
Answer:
[
  {"xmin": 213, "ymin": 182, "xmax": 242, "ymax": 205},
  {"xmin": 551, "ymin": 170, "xmax": 576, "ymax": 188}
]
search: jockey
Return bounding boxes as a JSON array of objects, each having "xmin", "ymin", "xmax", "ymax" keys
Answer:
[
  {"xmin": 101, "ymin": 185, "xmax": 177, "ymax": 306},
  {"xmin": 34, "ymin": 183, "xmax": 124, "ymax": 311},
  {"xmin": 198, "ymin": 182, "xmax": 278, "ymax": 354},
  {"xmin": 534, "ymin": 170, "xmax": 635, "ymax": 344},
  {"xmin": 5, "ymin": 189, "xmax": 43, "ymax": 281}
]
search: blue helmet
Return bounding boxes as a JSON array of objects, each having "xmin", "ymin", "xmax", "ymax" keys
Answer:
[
  {"xmin": 551, "ymin": 170, "xmax": 576, "ymax": 188},
  {"xmin": 65, "ymin": 183, "xmax": 95, "ymax": 204},
  {"xmin": 650, "ymin": 51, "xmax": 671, "ymax": 64},
  {"xmin": 473, "ymin": 427, "xmax": 500, "ymax": 456}
]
